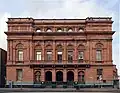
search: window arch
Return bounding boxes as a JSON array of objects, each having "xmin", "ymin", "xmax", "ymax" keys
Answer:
[
  {"xmin": 57, "ymin": 28, "xmax": 62, "ymax": 32},
  {"xmin": 78, "ymin": 27, "xmax": 84, "ymax": 32},
  {"xmin": 68, "ymin": 28, "xmax": 73, "ymax": 32},
  {"xmin": 16, "ymin": 43, "xmax": 24, "ymax": 61},
  {"xmin": 36, "ymin": 28, "xmax": 41, "ymax": 32},
  {"xmin": 46, "ymin": 28, "xmax": 52, "ymax": 32}
]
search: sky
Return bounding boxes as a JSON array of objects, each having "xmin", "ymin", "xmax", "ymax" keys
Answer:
[{"xmin": 0, "ymin": 0, "xmax": 120, "ymax": 75}]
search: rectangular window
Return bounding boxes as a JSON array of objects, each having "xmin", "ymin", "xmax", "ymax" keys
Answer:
[
  {"xmin": 78, "ymin": 51, "xmax": 84, "ymax": 62},
  {"xmin": 16, "ymin": 69, "xmax": 22, "ymax": 81},
  {"xmin": 36, "ymin": 51, "xmax": 41, "ymax": 60},
  {"xmin": 47, "ymin": 51, "xmax": 52, "ymax": 60},
  {"xmin": 57, "ymin": 51, "xmax": 62, "ymax": 63},
  {"xmin": 68, "ymin": 51, "xmax": 73, "ymax": 63},
  {"xmin": 97, "ymin": 69, "xmax": 103, "ymax": 80},
  {"xmin": 96, "ymin": 50, "xmax": 102, "ymax": 61},
  {"xmin": 18, "ymin": 50, "xmax": 23, "ymax": 61}
]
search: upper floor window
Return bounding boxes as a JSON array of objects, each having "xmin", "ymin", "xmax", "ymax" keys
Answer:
[
  {"xmin": 16, "ymin": 43, "xmax": 24, "ymax": 62},
  {"xmin": 57, "ymin": 28, "xmax": 62, "ymax": 32},
  {"xmin": 16, "ymin": 69, "xmax": 22, "ymax": 81},
  {"xmin": 57, "ymin": 51, "xmax": 62, "ymax": 63},
  {"xmin": 46, "ymin": 51, "xmax": 52, "ymax": 61},
  {"xmin": 46, "ymin": 28, "xmax": 52, "ymax": 32},
  {"xmin": 79, "ymin": 27, "xmax": 84, "ymax": 32},
  {"xmin": 18, "ymin": 50, "xmax": 23, "ymax": 61},
  {"xmin": 68, "ymin": 28, "xmax": 73, "ymax": 32},
  {"xmin": 68, "ymin": 51, "xmax": 73, "ymax": 63},
  {"xmin": 36, "ymin": 28, "xmax": 41, "ymax": 32},
  {"xmin": 96, "ymin": 43, "xmax": 103, "ymax": 62},
  {"xmin": 36, "ymin": 51, "xmax": 41, "ymax": 60},
  {"xmin": 96, "ymin": 50, "xmax": 102, "ymax": 61},
  {"xmin": 35, "ymin": 45, "xmax": 42, "ymax": 60},
  {"xmin": 78, "ymin": 51, "xmax": 84, "ymax": 61}
]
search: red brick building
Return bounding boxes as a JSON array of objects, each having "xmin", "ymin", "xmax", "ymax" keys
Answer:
[{"xmin": 5, "ymin": 17, "xmax": 118, "ymax": 87}]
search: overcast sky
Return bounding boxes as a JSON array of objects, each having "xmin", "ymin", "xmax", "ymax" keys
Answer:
[{"xmin": 0, "ymin": 0, "xmax": 120, "ymax": 75}]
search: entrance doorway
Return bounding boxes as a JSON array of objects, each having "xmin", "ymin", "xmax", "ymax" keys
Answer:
[
  {"xmin": 45, "ymin": 71, "xmax": 52, "ymax": 81},
  {"xmin": 67, "ymin": 71, "xmax": 74, "ymax": 81}
]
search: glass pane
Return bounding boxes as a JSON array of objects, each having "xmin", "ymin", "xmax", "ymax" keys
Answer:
[
  {"xmin": 18, "ymin": 50, "xmax": 23, "ymax": 61},
  {"xmin": 36, "ymin": 51, "xmax": 41, "ymax": 60},
  {"xmin": 96, "ymin": 50, "xmax": 102, "ymax": 61},
  {"xmin": 17, "ymin": 69, "xmax": 22, "ymax": 81},
  {"xmin": 78, "ymin": 51, "xmax": 84, "ymax": 59},
  {"xmin": 68, "ymin": 51, "xmax": 73, "ymax": 63}
]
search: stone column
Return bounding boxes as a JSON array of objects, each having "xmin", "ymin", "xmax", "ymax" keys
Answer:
[
  {"xmin": 41, "ymin": 68, "xmax": 45, "ymax": 82},
  {"xmin": 52, "ymin": 69, "xmax": 56, "ymax": 82},
  {"xmin": 74, "ymin": 69, "xmax": 78, "ymax": 81},
  {"xmin": 63, "ymin": 69, "xmax": 67, "ymax": 82}
]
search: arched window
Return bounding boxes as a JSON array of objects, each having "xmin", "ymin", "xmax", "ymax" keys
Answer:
[
  {"xmin": 79, "ymin": 27, "xmax": 84, "ymax": 32},
  {"xmin": 78, "ymin": 71, "xmax": 85, "ymax": 82},
  {"xmin": 57, "ymin": 28, "xmax": 62, "ymax": 32},
  {"xmin": 56, "ymin": 44, "xmax": 63, "ymax": 63},
  {"xmin": 16, "ymin": 43, "xmax": 24, "ymax": 62},
  {"xmin": 68, "ymin": 28, "xmax": 73, "ymax": 32},
  {"xmin": 46, "ymin": 28, "xmax": 52, "ymax": 32},
  {"xmin": 34, "ymin": 45, "xmax": 42, "ymax": 60},
  {"xmin": 67, "ymin": 44, "xmax": 74, "ymax": 63},
  {"xmin": 96, "ymin": 43, "xmax": 103, "ymax": 61},
  {"xmin": 36, "ymin": 28, "xmax": 41, "ymax": 32},
  {"xmin": 77, "ymin": 44, "xmax": 85, "ymax": 62},
  {"xmin": 34, "ymin": 71, "xmax": 41, "ymax": 82},
  {"xmin": 45, "ymin": 44, "xmax": 52, "ymax": 61}
]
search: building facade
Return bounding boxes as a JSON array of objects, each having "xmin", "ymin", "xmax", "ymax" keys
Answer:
[
  {"xmin": 0, "ymin": 48, "xmax": 7, "ymax": 87},
  {"xmin": 5, "ymin": 17, "xmax": 117, "ymax": 86}
]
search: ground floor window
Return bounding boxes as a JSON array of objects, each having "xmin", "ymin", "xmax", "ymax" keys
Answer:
[
  {"xmin": 56, "ymin": 71, "xmax": 63, "ymax": 81},
  {"xmin": 16, "ymin": 69, "xmax": 22, "ymax": 81},
  {"xmin": 34, "ymin": 71, "xmax": 41, "ymax": 82},
  {"xmin": 67, "ymin": 71, "xmax": 74, "ymax": 81},
  {"xmin": 78, "ymin": 71, "xmax": 84, "ymax": 82},
  {"xmin": 45, "ymin": 71, "xmax": 52, "ymax": 81}
]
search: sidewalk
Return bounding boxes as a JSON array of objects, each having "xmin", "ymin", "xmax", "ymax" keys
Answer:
[{"xmin": 0, "ymin": 88, "xmax": 120, "ymax": 92}]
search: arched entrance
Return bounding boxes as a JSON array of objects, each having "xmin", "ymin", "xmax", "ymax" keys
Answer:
[
  {"xmin": 56, "ymin": 71, "xmax": 63, "ymax": 81},
  {"xmin": 34, "ymin": 71, "xmax": 41, "ymax": 83},
  {"xmin": 45, "ymin": 71, "xmax": 52, "ymax": 81},
  {"xmin": 78, "ymin": 71, "xmax": 85, "ymax": 83},
  {"xmin": 67, "ymin": 71, "xmax": 74, "ymax": 81}
]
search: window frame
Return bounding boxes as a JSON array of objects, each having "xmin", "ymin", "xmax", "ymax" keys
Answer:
[{"xmin": 16, "ymin": 69, "xmax": 23, "ymax": 81}]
